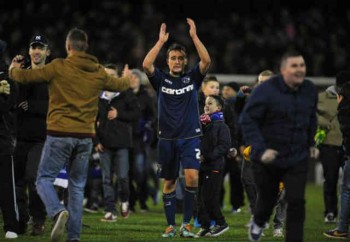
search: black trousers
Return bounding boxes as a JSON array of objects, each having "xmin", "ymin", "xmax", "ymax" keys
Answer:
[
  {"xmin": 129, "ymin": 137, "xmax": 150, "ymax": 210},
  {"xmin": 0, "ymin": 154, "xmax": 19, "ymax": 233},
  {"xmin": 241, "ymin": 159, "xmax": 257, "ymax": 214},
  {"xmin": 220, "ymin": 158, "xmax": 245, "ymax": 210},
  {"xmin": 319, "ymin": 144, "xmax": 344, "ymax": 217},
  {"xmin": 198, "ymin": 170, "xmax": 226, "ymax": 228},
  {"xmin": 14, "ymin": 141, "xmax": 46, "ymax": 225},
  {"xmin": 253, "ymin": 159, "xmax": 308, "ymax": 242}
]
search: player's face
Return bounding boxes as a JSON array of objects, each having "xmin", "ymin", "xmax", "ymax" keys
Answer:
[
  {"xmin": 29, "ymin": 44, "xmax": 50, "ymax": 65},
  {"xmin": 221, "ymin": 86, "xmax": 236, "ymax": 100},
  {"xmin": 281, "ymin": 56, "xmax": 306, "ymax": 88},
  {"xmin": 167, "ymin": 50, "xmax": 187, "ymax": 76},
  {"xmin": 203, "ymin": 81, "xmax": 220, "ymax": 96},
  {"xmin": 204, "ymin": 96, "xmax": 220, "ymax": 114}
]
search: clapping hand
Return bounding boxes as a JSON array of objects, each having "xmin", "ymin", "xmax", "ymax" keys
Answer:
[
  {"xmin": 187, "ymin": 18, "xmax": 197, "ymax": 39},
  {"xmin": 159, "ymin": 23, "xmax": 169, "ymax": 44}
]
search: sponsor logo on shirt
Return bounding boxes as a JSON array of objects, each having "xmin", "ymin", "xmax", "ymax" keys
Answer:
[{"xmin": 161, "ymin": 84, "xmax": 194, "ymax": 95}]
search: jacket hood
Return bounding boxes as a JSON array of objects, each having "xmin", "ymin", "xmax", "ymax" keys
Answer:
[
  {"xmin": 66, "ymin": 52, "xmax": 100, "ymax": 72},
  {"xmin": 325, "ymin": 85, "xmax": 337, "ymax": 97}
]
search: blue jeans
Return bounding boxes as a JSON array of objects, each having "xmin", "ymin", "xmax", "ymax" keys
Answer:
[
  {"xmin": 36, "ymin": 135, "xmax": 92, "ymax": 240},
  {"xmin": 100, "ymin": 148, "xmax": 129, "ymax": 213},
  {"xmin": 338, "ymin": 159, "xmax": 350, "ymax": 232}
]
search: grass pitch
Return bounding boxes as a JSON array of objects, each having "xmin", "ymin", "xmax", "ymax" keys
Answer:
[{"xmin": 0, "ymin": 183, "xmax": 338, "ymax": 241}]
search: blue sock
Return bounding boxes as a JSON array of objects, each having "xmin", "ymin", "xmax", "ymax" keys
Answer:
[
  {"xmin": 163, "ymin": 191, "xmax": 176, "ymax": 226},
  {"xmin": 183, "ymin": 186, "xmax": 197, "ymax": 224}
]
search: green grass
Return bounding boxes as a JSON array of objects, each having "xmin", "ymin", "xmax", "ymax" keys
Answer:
[{"xmin": 0, "ymin": 183, "xmax": 339, "ymax": 241}]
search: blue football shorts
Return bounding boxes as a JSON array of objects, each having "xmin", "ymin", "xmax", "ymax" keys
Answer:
[{"xmin": 157, "ymin": 137, "xmax": 201, "ymax": 180}]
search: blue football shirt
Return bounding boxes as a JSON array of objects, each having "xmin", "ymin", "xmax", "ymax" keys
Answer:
[{"xmin": 148, "ymin": 64, "xmax": 205, "ymax": 140}]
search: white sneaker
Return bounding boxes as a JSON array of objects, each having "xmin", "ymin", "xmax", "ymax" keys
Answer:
[
  {"xmin": 273, "ymin": 228, "xmax": 284, "ymax": 237},
  {"xmin": 121, "ymin": 202, "xmax": 129, "ymax": 218},
  {"xmin": 5, "ymin": 231, "xmax": 18, "ymax": 239},
  {"xmin": 100, "ymin": 212, "xmax": 117, "ymax": 222}
]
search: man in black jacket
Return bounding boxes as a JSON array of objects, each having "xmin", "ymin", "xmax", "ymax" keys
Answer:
[
  {"xmin": 96, "ymin": 64, "xmax": 140, "ymax": 222},
  {"xmin": 240, "ymin": 51, "xmax": 318, "ymax": 242},
  {"xmin": 0, "ymin": 39, "xmax": 20, "ymax": 239},
  {"xmin": 14, "ymin": 35, "xmax": 50, "ymax": 236}
]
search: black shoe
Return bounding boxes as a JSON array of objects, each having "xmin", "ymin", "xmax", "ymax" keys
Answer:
[
  {"xmin": 210, "ymin": 224, "xmax": 229, "ymax": 237},
  {"xmin": 140, "ymin": 204, "xmax": 149, "ymax": 213},
  {"xmin": 18, "ymin": 221, "xmax": 28, "ymax": 235},
  {"xmin": 195, "ymin": 227, "xmax": 211, "ymax": 238},
  {"xmin": 66, "ymin": 240, "xmax": 80, "ymax": 242},
  {"xmin": 83, "ymin": 205, "xmax": 98, "ymax": 214},
  {"xmin": 249, "ymin": 222, "xmax": 264, "ymax": 242},
  {"xmin": 323, "ymin": 228, "xmax": 348, "ymax": 239},
  {"xmin": 31, "ymin": 223, "xmax": 45, "ymax": 236}
]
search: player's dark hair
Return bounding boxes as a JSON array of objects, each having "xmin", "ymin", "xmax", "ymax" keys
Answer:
[{"xmin": 166, "ymin": 43, "xmax": 187, "ymax": 59}]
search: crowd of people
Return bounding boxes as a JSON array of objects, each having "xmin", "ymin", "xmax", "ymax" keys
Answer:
[
  {"xmin": 1, "ymin": 1, "xmax": 350, "ymax": 76},
  {"xmin": 0, "ymin": 9, "xmax": 350, "ymax": 242}
]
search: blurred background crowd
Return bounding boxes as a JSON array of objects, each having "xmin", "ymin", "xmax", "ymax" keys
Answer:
[{"xmin": 1, "ymin": 0, "xmax": 349, "ymax": 76}]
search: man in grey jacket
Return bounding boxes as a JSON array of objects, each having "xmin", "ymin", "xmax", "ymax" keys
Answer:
[{"xmin": 317, "ymin": 73, "xmax": 346, "ymax": 224}]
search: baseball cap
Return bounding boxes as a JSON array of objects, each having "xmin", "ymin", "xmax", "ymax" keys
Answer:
[{"xmin": 30, "ymin": 35, "xmax": 49, "ymax": 47}]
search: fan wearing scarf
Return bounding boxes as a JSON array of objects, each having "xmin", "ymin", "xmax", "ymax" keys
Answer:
[{"xmin": 196, "ymin": 95, "xmax": 231, "ymax": 237}]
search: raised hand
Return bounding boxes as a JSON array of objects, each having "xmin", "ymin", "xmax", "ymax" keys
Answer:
[
  {"xmin": 187, "ymin": 18, "xmax": 197, "ymax": 39},
  {"xmin": 159, "ymin": 23, "xmax": 169, "ymax": 44},
  {"xmin": 9, "ymin": 55, "xmax": 25, "ymax": 70},
  {"xmin": 122, "ymin": 64, "xmax": 131, "ymax": 78}
]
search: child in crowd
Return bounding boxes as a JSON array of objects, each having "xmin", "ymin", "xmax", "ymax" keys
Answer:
[{"xmin": 196, "ymin": 95, "xmax": 231, "ymax": 237}]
